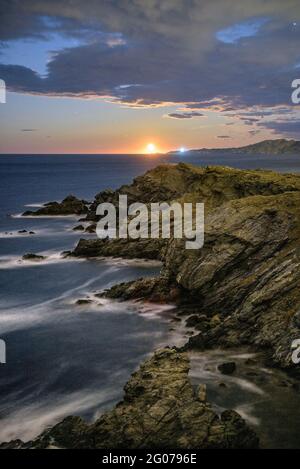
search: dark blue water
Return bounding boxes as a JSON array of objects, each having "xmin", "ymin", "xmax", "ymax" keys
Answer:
[{"xmin": 0, "ymin": 153, "xmax": 299, "ymax": 444}]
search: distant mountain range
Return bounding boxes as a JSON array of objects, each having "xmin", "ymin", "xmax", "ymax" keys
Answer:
[{"xmin": 169, "ymin": 139, "xmax": 300, "ymax": 155}]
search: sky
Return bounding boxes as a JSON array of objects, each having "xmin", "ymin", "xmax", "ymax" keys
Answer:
[{"xmin": 0, "ymin": 0, "xmax": 300, "ymax": 154}]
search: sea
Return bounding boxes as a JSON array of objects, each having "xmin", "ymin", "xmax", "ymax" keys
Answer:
[{"xmin": 0, "ymin": 152, "xmax": 299, "ymax": 447}]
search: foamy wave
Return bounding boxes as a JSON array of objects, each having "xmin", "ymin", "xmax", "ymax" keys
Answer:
[
  {"xmin": 11, "ymin": 213, "xmax": 79, "ymax": 219},
  {"xmin": 189, "ymin": 349, "xmax": 266, "ymax": 397},
  {"xmin": 0, "ymin": 251, "xmax": 84, "ymax": 269},
  {"xmin": 0, "ymin": 267, "xmax": 119, "ymax": 333},
  {"xmin": 0, "ymin": 387, "xmax": 119, "ymax": 443},
  {"xmin": 234, "ymin": 403, "xmax": 261, "ymax": 426},
  {"xmin": 24, "ymin": 202, "xmax": 44, "ymax": 208}
]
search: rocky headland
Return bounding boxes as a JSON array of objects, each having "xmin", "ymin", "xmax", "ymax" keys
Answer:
[{"xmin": 8, "ymin": 162, "xmax": 300, "ymax": 449}]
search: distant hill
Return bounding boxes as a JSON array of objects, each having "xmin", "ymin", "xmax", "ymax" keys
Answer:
[{"xmin": 169, "ymin": 139, "xmax": 300, "ymax": 155}]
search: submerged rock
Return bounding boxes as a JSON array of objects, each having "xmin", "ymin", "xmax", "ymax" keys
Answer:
[{"xmin": 1, "ymin": 349, "xmax": 258, "ymax": 449}]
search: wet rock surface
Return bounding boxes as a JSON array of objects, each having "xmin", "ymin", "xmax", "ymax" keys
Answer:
[{"xmin": 0, "ymin": 349, "xmax": 258, "ymax": 449}]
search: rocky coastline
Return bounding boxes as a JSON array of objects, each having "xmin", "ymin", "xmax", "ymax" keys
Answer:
[{"xmin": 5, "ymin": 162, "xmax": 300, "ymax": 448}]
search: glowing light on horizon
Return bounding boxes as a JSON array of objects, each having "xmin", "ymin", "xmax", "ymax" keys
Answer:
[
  {"xmin": 146, "ymin": 143, "xmax": 157, "ymax": 154},
  {"xmin": 179, "ymin": 147, "xmax": 186, "ymax": 153}
]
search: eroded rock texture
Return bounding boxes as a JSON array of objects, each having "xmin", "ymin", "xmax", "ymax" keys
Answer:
[{"xmin": 1, "ymin": 349, "xmax": 258, "ymax": 449}]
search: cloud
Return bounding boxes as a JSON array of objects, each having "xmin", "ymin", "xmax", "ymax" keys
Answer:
[
  {"xmin": 0, "ymin": 0, "xmax": 300, "ymax": 128},
  {"xmin": 216, "ymin": 17, "xmax": 269, "ymax": 44},
  {"xmin": 257, "ymin": 119, "xmax": 300, "ymax": 138},
  {"xmin": 217, "ymin": 135, "xmax": 232, "ymax": 138},
  {"xmin": 248, "ymin": 129, "xmax": 261, "ymax": 136},
  {"xmin": 166, "ymin": 112, "xmax": 204, "ymax": 119},
  {"xmin": 21, "ymin": 128, "xmax": 38, "ymax": 132}
]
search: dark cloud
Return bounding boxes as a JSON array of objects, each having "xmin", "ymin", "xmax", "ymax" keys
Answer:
[
  {"xmin": 217, "ymin": 135, "xmax": 231, "ymax": 138},
  {"xmin": 1, "ymin": 0, "xmax": 300, "ymax": 126},
  {"xmin": 166, "ymin": 112, "xmax": 204, "ymax": 119},
  {"xmin": 248, "ymin": 129, "xmax": 261, "ymax": 136},
  {"xmin": 257, "ymin": 119, "xmax": 300, "ymax": 138},
  {"xmin": 21, "ymin": 128, "xmax": 38, "ymax": 131}
]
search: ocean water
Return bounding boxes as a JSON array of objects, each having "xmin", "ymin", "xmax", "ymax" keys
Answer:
[{"xmin": 0, "ymin": 153, "xmax": 299, "ymax": 445}]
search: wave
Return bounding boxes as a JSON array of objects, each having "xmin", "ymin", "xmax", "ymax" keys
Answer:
[
  {"xmin": 0, "ymin": 386, "xmax": 120, "ymax": 443},
  {"xmin": 24, "ymin": 203, "xmax": 45, "ymax": 208},
  {"xmin": 11, "ymin": 213, "xmax": 79, "ymax": 219},
  {"xmin": 0, "ymin": 251, "xmax": 84, "ymax": 270},
  {"xmin": 0, "ymin": 267, "xmax": 119, "ymax": 333}
]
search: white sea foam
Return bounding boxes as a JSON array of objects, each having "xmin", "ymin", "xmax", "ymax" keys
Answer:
[
  {"xmin": 0, "ymin": 251, "xmax": 85, "ymax": 269},
  {"xmin": 0, "ymin": 267, "xmax": 120, "ymax": 334},
  {"xmin": 234, "ymin": 403, "xmax": 261, "ymax": 426},
  {"xmin": 0, "ymin": 387, "xmax": 119, "ymax": 442},
  {"xmin": 11, "ymin": 213, "xmax": 79, "ymax": 219},
  {"xmin": 189, "ymin": 349, "xmax": 266, "ymax": 396},
  {"xmin": 24, "ymin": 203, "xmax": 44, "ymax": 208}
]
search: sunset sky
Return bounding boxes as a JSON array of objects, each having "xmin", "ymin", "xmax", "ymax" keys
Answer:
[{"xmin": 0, "ymin": 0, "xmax": 300, "ymax": 154}]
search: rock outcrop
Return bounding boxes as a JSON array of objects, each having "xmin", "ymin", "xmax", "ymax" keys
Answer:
[
  {"xmin": 1, "ymin": 349, "xmax": 258, "ymax": 449},
  {"xmin": 90, "ymin": 164, "xmax": 300, "ymax": 371},
  {"xmin": 72, "ymin": 237, "xmax": 164, "ymax": 260},
  {"xmin": 23, "ymin": 195, "xmax": 88, "ymax": 216}
]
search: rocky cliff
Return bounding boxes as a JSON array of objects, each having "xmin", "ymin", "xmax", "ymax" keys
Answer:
[{"xmin": 82, "ymin": 164, "xmax": 300, "ymax": 371}]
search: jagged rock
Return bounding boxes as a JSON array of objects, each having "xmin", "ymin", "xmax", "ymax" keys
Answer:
[
  {"xmin": 218, "ymin": 362, "xmax": 236, "ymax": 375},
  {"xmin": 23, "ymin": 195, "xmax": 88, "ymax": 216},
  {"xmin": 73, "ymin": 224, "xmax": 85, "ymax": 231},
  {"xmin": 100, "ymin": 277, "xmax": 179, "ymax": 303},
  {"xmin": 71, "ymin": 237, "xmax": 164, "ymax": 260},
  {"xmin": 1, "ymin": 349, "xmax": 258, "ymax": 449}
]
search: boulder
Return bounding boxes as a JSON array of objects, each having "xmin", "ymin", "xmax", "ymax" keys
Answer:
[{"xmin": 218, "ymin": 362, "xmax": 236, "ymax": 375}]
